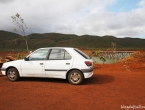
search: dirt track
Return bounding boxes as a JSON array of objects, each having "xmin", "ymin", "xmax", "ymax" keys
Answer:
[
  {"xmin": 0, "ymin": 51, "xmax": 145, "ymax": 110},
  {"xmin": 0, "ymin": 64, "xmax": 145, "ymax": 110}
]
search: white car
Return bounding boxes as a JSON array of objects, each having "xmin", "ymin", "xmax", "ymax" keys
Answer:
[{"xmin": 1, "ymin": 47, "xmax": 93, "ymax": 85}]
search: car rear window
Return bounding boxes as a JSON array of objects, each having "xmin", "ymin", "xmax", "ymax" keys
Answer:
[{"xmin": 74, "ymin": 48, "xmax": 91, "ymax": 59}]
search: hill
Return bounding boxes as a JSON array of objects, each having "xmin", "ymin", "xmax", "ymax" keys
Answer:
[{"xmin": 0, "ymin": 30, "xmax": 145, "ymax": 51}]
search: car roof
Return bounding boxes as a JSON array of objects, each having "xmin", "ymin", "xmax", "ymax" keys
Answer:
[{"xmin": 38, "ymin": 47, "xmax": 75, "ymax": 50}]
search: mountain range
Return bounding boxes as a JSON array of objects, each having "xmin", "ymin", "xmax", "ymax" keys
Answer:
[{"xmin": 0, "ymin": 30, "xmax": 145, "ymax": 51}]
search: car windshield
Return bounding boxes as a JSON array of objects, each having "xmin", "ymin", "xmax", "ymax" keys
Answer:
[{"xmin": 74, "ymin": 48, "xmax": 91, "ymax": 59}]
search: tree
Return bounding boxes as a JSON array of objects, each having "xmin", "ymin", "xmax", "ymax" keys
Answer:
[
  {"xmin": 111, "ymin": 42, "xmax": 116, "ymax": 52},
  {"xmin": 11, "ymin": 13, "xmax": 30, "ymax": 53}
]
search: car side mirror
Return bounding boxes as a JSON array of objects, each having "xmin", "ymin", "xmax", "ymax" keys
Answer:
[{"xmin": 24, "ymin": 57, "xmax": 29, "ymax": 61}]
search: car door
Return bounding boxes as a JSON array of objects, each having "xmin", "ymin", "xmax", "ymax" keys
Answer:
[
  {"xmin": 21, "ymin": 49, "xmax": 49, "ymax": 76},
  {"xmin": 45, "ymin": 49, "xmax": 73, "ymax": 78}
]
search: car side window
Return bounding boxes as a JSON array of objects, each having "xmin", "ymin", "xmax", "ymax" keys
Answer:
[
  {"xmin": 49, "ymin": 49, "xmax": 71, "ymax": 60},
  {"xmin": 64, "ymin": 51, "xmax": 72, "ymax": 60},
  {"xmin": 28, "ymin": 49, "xmax": 49, "ymax": 61}
]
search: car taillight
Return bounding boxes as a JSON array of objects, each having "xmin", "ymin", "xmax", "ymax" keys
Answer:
[{"xmin": 85, "ymin": 61, "xmax": 92, "ymax": 66}]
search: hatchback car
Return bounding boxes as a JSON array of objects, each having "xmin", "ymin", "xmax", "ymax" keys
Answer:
[{"xmin": 1, "ymin": 47, "xmax": 93, "ymax": 85}]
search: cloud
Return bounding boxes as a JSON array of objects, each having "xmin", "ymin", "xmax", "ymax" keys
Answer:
[
  {"xmin": 0, "ymin": 0, "xmax": 145, "ymax": 38},
  {"xmin": 0, "ymin": 0, "xmax": 15, "ymax": 4}
]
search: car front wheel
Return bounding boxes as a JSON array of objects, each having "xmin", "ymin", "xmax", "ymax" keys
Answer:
[
  {"xmin": 7, "ymin": 68, "xmax": 20, "ymax": 81},
  {"xmin": 68, "ymin": 70, "xmax": 84, "ymax": 85}
]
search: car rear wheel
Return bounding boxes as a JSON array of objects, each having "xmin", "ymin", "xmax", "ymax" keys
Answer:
[
  {"xmin": 68, "ymin": 70, "xmax": 84, "ymax": 85},
  {"xmin": 7, "ymin": 68, "xmax": 20, "ymax": 81}
]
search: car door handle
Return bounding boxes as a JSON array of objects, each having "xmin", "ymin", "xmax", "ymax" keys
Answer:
[
  {"xmin": 66, "ymin": 63, "xmax": 70, "ymax": 65},
  {"xmin": 40, "ymin": 63, "xmax": 43, "ymax": 65}
]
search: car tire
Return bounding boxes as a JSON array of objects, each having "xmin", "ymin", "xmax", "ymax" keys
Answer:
[
  {"xmin": 68, "ymin": 70, "xmax": 84, "ymax": 85},
  {"xmin": 7, "ymin": 68, "xmax": 20, "ymax": 81}
]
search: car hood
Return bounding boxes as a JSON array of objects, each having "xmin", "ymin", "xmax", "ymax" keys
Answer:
[{"xmin": 2, "ymin": 59, "xmax": 23, "ymax": 68}]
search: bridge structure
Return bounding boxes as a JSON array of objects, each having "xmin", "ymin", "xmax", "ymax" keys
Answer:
[{"xmin": 98, "ymin": 51, "xmax": 135, "ymax": 59}]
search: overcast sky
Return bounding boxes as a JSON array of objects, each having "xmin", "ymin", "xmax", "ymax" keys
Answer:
[{"xmin": 0, "ymin": 0, "xmax": 145, "ymax": 39}]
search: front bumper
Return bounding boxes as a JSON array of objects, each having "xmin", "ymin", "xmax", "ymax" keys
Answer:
[{"xmin": 1, "ymin": 68, "xmax": 6, "ymax": 75}]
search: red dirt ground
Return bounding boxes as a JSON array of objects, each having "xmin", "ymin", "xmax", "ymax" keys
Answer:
[
  {"xmin": 0, "ymin": 51, "xmax": 145, "ymax": 110},
  {"xmin": 0, "ymin": 51, "xmax": 28, "ymax": 57}
]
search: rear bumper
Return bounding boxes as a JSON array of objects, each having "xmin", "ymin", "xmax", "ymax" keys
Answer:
[
  {"xmin": 81, "ymin": 66, "xmax": 94, "ymax": 73},
  {"xmin": 84, "ymin": 71, "xmax": 93, "ymax": 78},
  {"xmin": 81, "ymin": 67, "xmax": 94, "ymax": 78}
]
